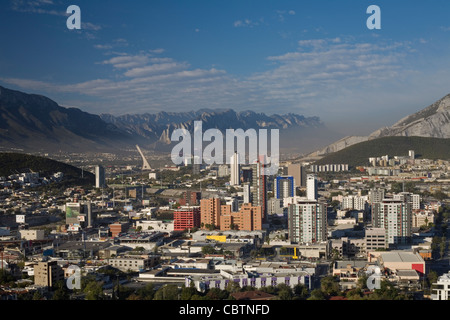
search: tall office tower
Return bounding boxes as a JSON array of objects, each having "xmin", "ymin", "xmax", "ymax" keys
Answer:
[
  {"xmin": 200, "ymin": 198, "xmax": 221, "ymax": 229},
  {"xmin": 288, "ymin": 163, "xmax": 306, "ymax": 187},
  {"xmin": 409, "ymin": 150, "xmax": 415, "ymax": 160},
  {"xmin": 288, "ymin": 200, "xmax": 327, "ymax": 244},
  {"xmin": 95, "ymin": 165, "xmax": 105, "ymax": 188},
  {"xmin": 371, "ymin": 199, "xmax": 412, "ymax": 246},
  {"xmin": 243, "ymin": 183, "xmax": 251, "ymax": 204},
  {"xmin": 306, "ymin": 174, "xmax": 317, "ymax": 200},
  {"xmin": 230, "ymin": 152, "xmax": 240, "ymax": 186},
  {"xmin": 275, "ymin": 176, "xmax": 295, "ymax": 199},
  {"xmin": 252, "ymin": 158, "xmax": 267, "ymax": 221}
]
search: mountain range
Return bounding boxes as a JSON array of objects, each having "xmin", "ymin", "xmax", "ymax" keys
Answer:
[
  {"xmin": 308, "ymin": 93, "xmax": 450, "ymax": 157},
  {"xmin": 0, "ymin": 86, "xmax": 331, "ymax": 154},
  {"xmin": 2, "ymin": 85, "xmax": 449, "ymax": 157}
]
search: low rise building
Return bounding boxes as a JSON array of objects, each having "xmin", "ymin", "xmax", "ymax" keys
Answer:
[
  {"xmin": 431, "ymin": 272, "xmax": 450, "ymax": 300},
  {"xmin": 186, "ymin": 269, "xmax": 312, "ymax": 292},
  {"xmin": 33, "ymin": 261, "xmax": 64, "ymax": 288},
  {"xmin": 378, "ymin": 251, "xmax": 426, "ymax": 275},
  {"xmin": 108, "ymin": 254, "xmax": 160, "ymax": 272},
  {"xmin": 19, "ymin": 229, "xmax": 45, "ymax": 241}
]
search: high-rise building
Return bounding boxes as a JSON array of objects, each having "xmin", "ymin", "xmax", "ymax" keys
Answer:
[
  {"xmin": 306, "ymin": 174, "xmax": 317, "ymax": 201},
  {"xmin": 219, "ymin": 203, "xmax": 262, "ymax": 231},
  {"xmin": 288, "ymin": 200, "xmax": 327, "ymax": 244},
  {"xmin": 243, "ymin": 183, "xmax": 251, "ymax": 204},
  {"xmin": 200, "ymin": 198, "xmax": 221, "ymax": 229},
  {"xmin": 274, "ymin": 176, "xmax": 295, "ymax": 199},
  {"xmin": 288, "ymin": 163, "xmax": 306, "ymax": 187},
  {"xmin": 230, "ymin": 152, "xmax": 240, "ymax": 186},
  {"xmin": 173, "ymin": 206, "xmax": 201, "ymax": 231},
  {"xmin": 240, "ymin": 166, "xmax": 253, "ymax": 183},
  {"xmin": 372, "ymin": 199, "xmax": 412, "ymax": 246},
  {"xmin": 95, "ymin": 165, "xmax": 105, "ymax": 188},
  {"xmin": 252, "ymin": 158, "xmax": 267, "ymax": 221},
  {"xmin": 394, "ymin": 192, "xmax": 421, "ymax": 210},
  {"xmin": 369, "ymin": 188, "xmax": 385, "ymax": 204},
  {"xmin": 341, "ymin": 195, "xmax": 368, "ymax": 211}
]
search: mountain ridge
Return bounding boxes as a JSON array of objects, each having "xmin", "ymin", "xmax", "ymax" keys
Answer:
[
  {"xmin": 0, "ymin": 85, "xmax": 328, "ymax": 154},
  {"xmin": 309, "ymin": 93, "xmax": 450, "ymax": 157}
]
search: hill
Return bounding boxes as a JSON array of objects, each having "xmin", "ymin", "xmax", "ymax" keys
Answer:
[
  {"xmin": 0, "ymin": 152, "xmax": 94, "ymax": 187},
  {"xmin": 0, "ymin": 86, "xmax": 136, "ymax": 152},
  {"xmin": 310, "ymin": 93, "xmax": 450, "ymax": 157},
  {"xmin": 313, "ymin": 136, "xmax": 450, "ymax": 168}
]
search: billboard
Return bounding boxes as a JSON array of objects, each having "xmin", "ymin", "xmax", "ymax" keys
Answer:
[
  {"xmin": 16, "ymin": 214, "xmax": 26, "ymax": 223},
  {"xmin": 66, "ymin": 203, "xmax": 81, "ymax": 224}
]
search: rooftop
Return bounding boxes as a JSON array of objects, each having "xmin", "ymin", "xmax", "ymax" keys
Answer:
[{"xmin": 380, "ymin": 251, "xmax": 423, "ymax": 263}]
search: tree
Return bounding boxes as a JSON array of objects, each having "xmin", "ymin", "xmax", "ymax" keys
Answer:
[
  {"xmin": 180, "ymin": 283, "xmax": 199, "ymax": 300},
  {"xmin": 308, "ymin": 289, "xmax": 326, "ymax": 300},
  {"xmin": 434, "ymin": 191, "xmax": 447, "ymax": 201},
  {"xmin": 293, "ymin": 284, "xmax": 309, "ymax": 300},
  {"xmin": 201, "ymin": 245, "xmax": 216, "ymax": 255},
  {"xmin": 276, "ymin": 284, "xmax": 293, "ymax": 300},
  {"xmin": 84, "ymin": 280, "xmax": 104, "ymax": 300},
  {"xmin": 320, "ymin": 276, "xmax": 340, "ymax": 296},
  {"xmin": 345, "ymin": 287, "xmax": 363, "ymax": 300},
  {"xmin": 206, "ymin": 288, "xmax": 229, "ymax": 300},
  {"xmin": 427, "ymin": 270, "xmax": 438, "ymax": 289},
  {"xmin": 154, "ymin": 284, "xmax": 179, "ymax": 300},
  {"xmin": 32, "ymin": 290, "xmax": 43, "ymax": 300},
  {"xmin": 52, "ymin": 280, "xmax": 69, "ymax": 300},
  {"xmin": 135, "ymin": 283, "xmax": 155, "ymax": 300},
  {"xmin": 440, "ymin": 241, "xmax": 446, "ymax": 259}
]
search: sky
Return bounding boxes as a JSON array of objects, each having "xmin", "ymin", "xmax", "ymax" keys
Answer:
[{"xmin": 2, "ymin": 0, "xmax": 450, "ymax": 136}]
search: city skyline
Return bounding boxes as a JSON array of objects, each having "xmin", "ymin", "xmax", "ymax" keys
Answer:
[{"xmin": 2, "ymin": 1, "xmax": 450, "ymax": 136}]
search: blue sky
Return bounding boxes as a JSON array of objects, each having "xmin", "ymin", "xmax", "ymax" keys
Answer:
[{"xmin": 2, "ymin": 0, "xmax": 450, "ymax": 135}]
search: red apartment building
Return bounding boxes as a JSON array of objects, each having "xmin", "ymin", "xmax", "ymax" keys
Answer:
[{"xmin": 174, "ymin": 206, "xmax": 201, "ymax": 231}]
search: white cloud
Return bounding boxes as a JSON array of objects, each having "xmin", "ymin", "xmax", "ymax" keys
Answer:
[
  {"xmin": 101, "ymin": 54, "xmax": 151, "ymax": 69},
  {"xmin": 0, "ymin": 37, "xmax": 432, "ymax": 128},
  {"xmin": 11, "ymin": 0, "xmax": 63, "ymax": 16},
  {"xmin": 124, "ymin": 62, "xmax": 189, "ymax": 78},
  {"xmin": 233, "ymin": 19, "xmax": 260, "ymax": 28}
]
